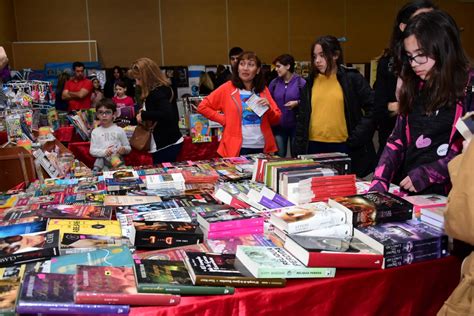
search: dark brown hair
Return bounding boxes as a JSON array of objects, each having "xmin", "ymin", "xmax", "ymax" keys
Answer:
[
  {"xmin": 310, "ymin": 36, "xmax": 344, "ymax": 77},
  {"xmin": 96, "ymin": 98, "xmax": 117, "ymax": 113},
  {"xmin": 273, "ymin": 54, "xmax": 295, "ymax": 73},
  {"xmin": 231, "ymin": 51, "xmax": 265, "ymax": 93},
  {"xmin": 398, "ymin": 10, "xmax": 469, "ymax": 114}
]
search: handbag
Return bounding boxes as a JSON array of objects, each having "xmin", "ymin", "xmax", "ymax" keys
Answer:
[{"xmin": 129, "ymin": 121, "xmax": 157, "ymax": 151}]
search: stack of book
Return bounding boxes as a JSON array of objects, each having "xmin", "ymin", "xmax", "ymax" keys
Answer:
[
  {"xmin": 196, "ymin": 208, "xmax": 264, "ymax": 239},
  {"xmin": 145, "ymin": 173, "xmax": 186, "ymax": 191},
  {"xmin": 402, "ymin": 194, "xmax": 447, "ymax": 219},
  {"xmin": 296, "ymin": 174, "xmax": 357, "ymax": 204},
  {"xmin": 354, "ymin": 219, "xmax": 448, "ymax": 268},
  {"xmin": 419, "ymin": 206, "xmax": 445, "ymax": 229}
]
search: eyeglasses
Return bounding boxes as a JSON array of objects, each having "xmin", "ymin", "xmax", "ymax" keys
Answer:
[
  {"xmin": 97, "ymin": 110, "xmax": 113, "ymax": 116},
  {"xmin": 406, "ymin": 53, "xmax": 429, "ymax": 65}
]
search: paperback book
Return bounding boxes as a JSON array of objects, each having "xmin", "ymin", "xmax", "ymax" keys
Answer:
[
  {"xmin": 196, "ymin": 208, "xmax": 263, "ymax": 232},
  {"xmin": 133, "ymin": 221, "xmax": 204, "ymax": 249},
  {"xmin": 353, "ymin": 219, "xmax": 449, "ymax": 257},
  {"xmin": 0, "ymin": 230, "xmax": 60, "ymax": 267},
  {"xmin": 17, "ymin": 272, "xmax": 129, "ymax": 314},
  {"xmin": 236, "ymin": 246, "xmax": 336, "ymax": 279},
  {"xmin": 47, "ymin": 219, "xmax": 122, "ymax": 238},
  {"xmin": 75, "ymin": 265, "xmax": 180, "ymax": 305},
  {"xmin": 184, "ymin": 252, "xmax": 286, "ymax": 287},
  {"xmin": 269, "ymin": 203, "xmax": 346, "ymax": 234},
  {"xmin": 40, "ymin": 204, "xmax": 112, "ymax": 220},
  {"xmin": 284, "ymin": 235, "xmax": 383, "ymax": 269},
  {"xmin": 328, "ymin": 192, "xmax": 413, "ymax": 227},
  {"xmin": 60, "ymin": 233, "xmax": 133, "ymax": 255},
  {"xmin": 134, "ymin": 259, "xmax": 234, "ymax": 295}
]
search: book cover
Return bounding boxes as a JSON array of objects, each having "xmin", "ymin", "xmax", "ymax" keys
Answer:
[
  {"xmin": 63, "ymin": 191, "xmax": 106, "ymax": 205},
  {"xmin": 0, "ymin": 230, "xmax": 60, "ymax": 267},
  {"xmin": 40, "ymin": 204, "xmax": 112, "ymax": 220},
  {"xmin": 50, "ymin": 246, "xmax": 134, "ymax": 274},
  {"xmin": 353, "ymin": 219, "xmax": 449, "ymax": 257},
  {"xmin": 75, "ymin": 265, "xmax": 180, "ymax": 305},
  {"xmin": 140, "ymin": 207, "xmax": 193, "ymax": 223},
  {"xmin": 196, "ymin": 208, "xmax": 263, "ymax": 232},
  {"xmin": 134, "ymin": 221, "xmax": 204, "ymax": 249},
  {"xmin": 284, "ymin": 236, "xmax": 383, "ymax": 269},
  {"xmin": 184, "ymin": 252, "xmax": 286, "ymax": 287},
  {"xmin": 47, "ymin": 219, "xmax": 122, "ymax": 238},
  {"xmin": 269, "ymin": 203, "xmax": 346, "ymax": 234},
  {"xmin": 420, "ymin": 214, "xmax": 444, "ymax": 230},
  {"xmin": 17, "ymin": 273, "xmax": 129, "ymax": 314},
  {"xmin": 328, "ymin": 192, "xmax": 413, "ymax": 227},
  {"xmin": 0, "ymin": 277, "xmax": 20, "ymax": 315},
  {"xmin": 60, "ymin": 233, "xmax": 133, "ymax": 255},
  {"xmin": 0, "ymin": 220, "xmax": 47, "ymax": 238},
  {"xmin": 134, "ymin": 259, "xmax": 234, "ymax": 295},
  {"xmin": 236, "ymin": 246, "xmax": 336, "ymax": 279},
  {"xmin": 113, "ymin": 200, "xmax": 180, "ymax": 221},
  {"xmin": 206, "ymin": 234, "xmax": 276, "ymax": 254}
]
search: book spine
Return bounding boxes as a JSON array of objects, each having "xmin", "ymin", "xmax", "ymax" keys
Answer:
[
  {"xmin": 257, "ymin": 267, "xmax": 336, "ymax": 279},
  {"xmin": 206, "ymin": 226, "xmax": 264, "ymax": 239},
  {"xmin": 383, "ymin": 235, "xmax": 449, "ymax": 256},
  {"xmin": 137, "ymin": 284, "xmax": 235, "ymax": 295},
  {"xmin": 75, "ymin": 292, "xmax": 180, "ymax": 306},
  {"xmin": 16, "ymin": 302, "xmax": 130, "ymax": 314},
  {"xmin": 208, "ymin": 217, "xmax": 264, "ymax": 232},
  {"xmin": 195, "ymin": 276, "xmax": 286, "ymax": 288}
]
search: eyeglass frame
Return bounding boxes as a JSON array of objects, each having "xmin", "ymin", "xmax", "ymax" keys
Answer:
[
  {"xmin": 405, "ymin": 53, "xmax": 429, "ymax": 65},
  {"xmin": 97, "ymin": 110, "xmax": 114, "ymax": 116}
]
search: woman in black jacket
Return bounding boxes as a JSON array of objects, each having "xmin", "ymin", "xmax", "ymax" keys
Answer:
[
  {"xmin": 294, "ymin": 35, "xmax": 376, "ymax": 177},
  {"xmin": 130, "ymin": 58, "xmax": 183, "ymax": 164}
]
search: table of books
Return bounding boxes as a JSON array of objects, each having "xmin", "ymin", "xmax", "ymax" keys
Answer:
[
  {"xmin": 129, "ymin": 255, "xmax": 460, "ymax": 316},
  {"xmin": 67, "ymin": 136, "xmax": 220, "ymax": 168}
]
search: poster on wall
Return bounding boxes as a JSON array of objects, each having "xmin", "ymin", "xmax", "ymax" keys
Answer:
[{"xmin": 188, "ymin": 65, "xmax": 205, "ymax": 96}]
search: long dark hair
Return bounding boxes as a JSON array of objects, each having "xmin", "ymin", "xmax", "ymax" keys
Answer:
[
  {"xmin": 383, "ymin": 0, "xmax": 437, "ymax": 74},
  {"xmin": 231, "ymin": 51, "xmax": 266, "ymax": 93},
  {"xmin": 310, "ymin": 36, "xmax": 344, "ymax": 78},
  {"xmin": 398, "ymin": 10, "xmax": 469, "ymax": 115}
]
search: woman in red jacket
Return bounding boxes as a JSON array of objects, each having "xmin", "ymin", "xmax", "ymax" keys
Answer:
[{"xmin": 198, "ymin": 51, "xmax": 281, "ymax": 157}]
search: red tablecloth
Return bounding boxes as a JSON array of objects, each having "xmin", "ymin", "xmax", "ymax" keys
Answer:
[
  {"xmin": 68, "ymin": 136, "xmax": 220, "ymax": 168},
  {"xmin": 130, "ymin": 256, "xmax": 460, "ymax": 316}
]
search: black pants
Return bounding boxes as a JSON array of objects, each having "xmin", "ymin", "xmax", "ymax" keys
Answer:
[{"xmin": 152, "ymin": 142, "xmax": 183, "ymax": 165}]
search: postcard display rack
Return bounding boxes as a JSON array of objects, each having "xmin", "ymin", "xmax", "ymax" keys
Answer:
[
  {"xmin": 182, "ymin": 96, "xmax": 223, "ymax": 143},
  {"xmin": 1, "ymin": 80, "xmax": 83, "ymax": 181}
]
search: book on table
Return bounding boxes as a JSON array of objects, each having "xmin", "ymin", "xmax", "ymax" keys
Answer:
[
  {"xmin": 0, "ymin": 230, "xmax": 60, "ymax": 268},
  {"xmin": 284, "ymin": 235, "xmax": 383, "ymax": 269},
  {"xmin": 328, "ymin": 191, "xmax": 413, "ymax": 228},
  {"xmin": 184, "ymin": 252, "xmax": 286, "ymax": 287},
  {"xmin": 353, "ymin": 219, "xmax": 449, "ymax": 268},
  {"xmin": 133, "ymin": 221, "xmax": 204, "ymax": 249},
  {"xmin": 236, "ymin": 245, "xmax": 336, "ymax": 279},
  {"xmin": 134, "ymin": 259, "xmax": 234, "ymax": 295},
  {"xmin": 75, "ymin": 265, "xmax": 181, "ymax": 305},
  {"xmin": 17, "ymin": 272, "xmax": 129, "ymax": 314},
  {"xmin": 269, "ymin": 202, "xmax": 346, "ymax": 234}
]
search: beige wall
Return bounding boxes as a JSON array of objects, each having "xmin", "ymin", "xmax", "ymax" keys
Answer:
[
  {"xmin": 7, "ymin": 0, "xmax": 474, "ymax": 68},
  {"xmin": 0, "ymin": 0, "xmax": 17, "ymax": 65}
]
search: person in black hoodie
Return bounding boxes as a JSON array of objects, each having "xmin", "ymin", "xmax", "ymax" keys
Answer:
[
  {"xmin": 130, "ymin": 58, "xmax": 183, "ymax": 164},
  {"xmin": 374, "ymin": 0, "xmax": 437, "ymax": 159},
  {"xmin": 294, "ymin": 35, "xmax": 376, "ymax": 177}
]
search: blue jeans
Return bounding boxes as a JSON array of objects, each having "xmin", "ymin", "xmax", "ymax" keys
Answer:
[
  {"xmin": 152, "ymin": 142, "xmax": 183, "ymax": 165},
  {"xmin": 307, "ymin": 141, "xmax": 349, "ymax": 155},
  {"xmin": 273, "ymin": 126, "xmax": 296, "ymax": 158}
]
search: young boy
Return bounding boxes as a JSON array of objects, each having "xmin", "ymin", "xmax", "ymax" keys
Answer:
[{"xmin": 90, "ymin": 98, "xmax": 131, "ymax": 172}]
